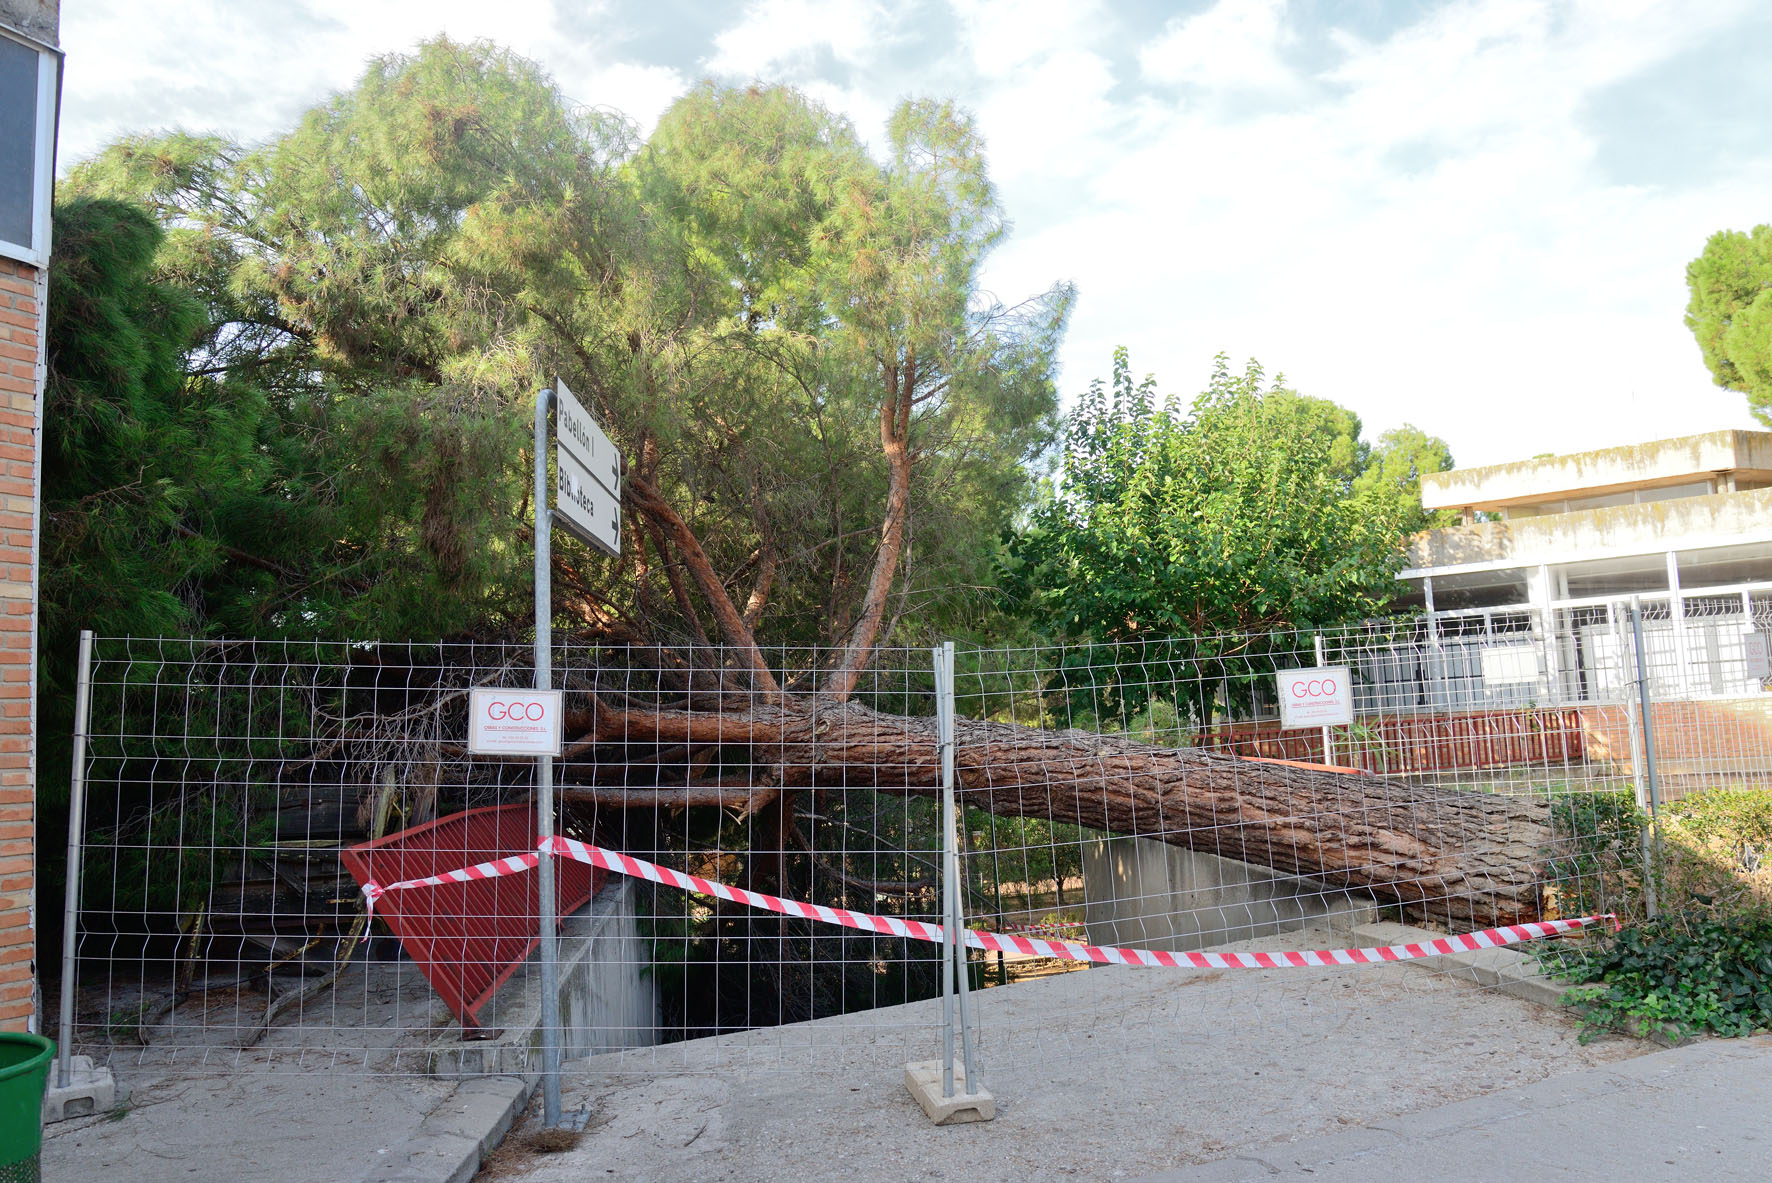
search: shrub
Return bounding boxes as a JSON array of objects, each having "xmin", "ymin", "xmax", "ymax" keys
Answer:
[
  {"xmin": 1667, "ymin": 788, "xmax": 1772, "ymax": 875},
  {"xmin": 1545, "ymin": 789, "xmax": 1648, "ymax": 921},
  {"xmin": 1553, "ymin": 909, "xmax": 1772, "ymax": 1043}
]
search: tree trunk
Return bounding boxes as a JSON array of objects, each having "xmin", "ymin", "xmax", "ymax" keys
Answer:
[{"xmin": 583, "ymin": 697, "xmax": 1553, "ymax": 929}]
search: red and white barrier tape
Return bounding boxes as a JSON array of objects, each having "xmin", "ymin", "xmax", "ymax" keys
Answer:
[
  {"xmin": 359, "ymin": 851, "xmax": 540, "ymax": 927},
  {"xmin": 358, "ymin": 836, "xmax": 1615, "ymax": 968}
]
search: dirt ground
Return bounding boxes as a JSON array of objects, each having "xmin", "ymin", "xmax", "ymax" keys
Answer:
[{"xmin": 479, "ymin": 929, "xmax": 1650, "ymax": 1183}]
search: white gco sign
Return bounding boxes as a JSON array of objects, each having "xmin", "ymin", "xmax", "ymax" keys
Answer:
[
  {"xmin": 467, "ymin": 688, "xmax": 564, "ymax": 756},
  {"xmin": 1276, "ymin": 665, "xmax": 1354, "ymax": 729}
]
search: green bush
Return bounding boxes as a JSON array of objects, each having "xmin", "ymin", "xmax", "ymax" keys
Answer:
[
  {"xmin": 1553, "ymin": 909, "xmax": 1772, "ymax": 1043},
  {"xmin": 1545, "ymin": 789, "xmax": 1648, "ymax": 921},
  {"xmin": 1667, "ymin": 788, "xmax": 1772, "ymax": 874}
]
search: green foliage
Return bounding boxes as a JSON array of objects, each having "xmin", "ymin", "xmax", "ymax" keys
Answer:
[
  {"xmin": 1685, "ymin": 223, "xmax": 1772, "ymax": 425},
  {"xmin": 77, "ymin": 794, "xmax": 246, "ymax": 923},
  {"xmin": 1555, "ymin": 909, "xmax": 1772, "ymax": 1043},
  {"xmin": 1546, "ymin": 789, "xmax": 1648, "ymax": 921},
  {"xmin": 1353, "ymin": 425, "xmax": 1456, "ymax": 534},
  {"xmin": 1667, "ymin": 788, "xmax": 1772, "ymax": 874},
  {"xmin": 58, "ymin": 41, "xmax": 1066, "ymax": 661},
  {"xmin": 965, "ymin": 808, "xmax": 1087, "ymax": 902},
  {"xmin": 1004, "ymin": 348, "xmax": 1437, "ymax": 716}
]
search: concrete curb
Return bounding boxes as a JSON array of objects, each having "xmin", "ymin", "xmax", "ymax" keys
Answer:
[
  {"xmin": 359, "ymin": 1074, "xmax": 535, "ymax": 1183},
  {"xmin": 1349, "ymin": 919, "xmax": 1570, "ymax": 1007}
]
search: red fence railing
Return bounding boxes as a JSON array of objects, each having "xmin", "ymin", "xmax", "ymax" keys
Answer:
[
  {"xmin": 1200, "ymin": 708, "xmax": 1588, "ymax": 774},
  {"xmin": 339, "ymin": 803, "xmax": 604, "ymax": 1026}
]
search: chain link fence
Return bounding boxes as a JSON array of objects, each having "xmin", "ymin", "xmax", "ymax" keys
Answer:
[{"xmin": 54, "ymin": 607, "xmax": 1771, "ymax": 1090}]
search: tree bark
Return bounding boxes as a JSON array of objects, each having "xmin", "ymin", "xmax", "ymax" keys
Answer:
[
  {"xmin": 589, "ymin": 697, "xmax": 1552, "ymax": 929},
  {"xmin": 627, "ymin": 473, "xmax": 781, "ymax": 700},
  {"xmin": 826, "ymin": 357, "xmax": 916, "ymax": 701}
]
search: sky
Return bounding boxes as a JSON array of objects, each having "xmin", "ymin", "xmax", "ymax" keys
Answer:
[{"xmin": 56, "ymin": 0, "xmax": 1772, "ymax": 468}]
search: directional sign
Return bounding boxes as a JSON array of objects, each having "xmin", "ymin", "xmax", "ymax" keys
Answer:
[
  {"xmin": 468, "ymin": 688, "xmax": 564, "ymax": 756},
  {"xmin": 1276, "ymin": 666, "xmax": 1354, "ymax": 728},
  {"xmin": 551, "ymin": 378, "xmax": 621, "ymax": 557},
  {"xmin": 554, "ymin": 379, "xmax": 620, "ymax": 495},
  {"xmin": 556, "ymin": 445, "xmax": 621, "ymax": 557}
]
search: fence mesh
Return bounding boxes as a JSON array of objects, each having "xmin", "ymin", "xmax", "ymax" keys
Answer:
[
  {"xmin": 58, "ymin": 605, "xmax": 1772, "ymax": 1081},
  {"xmin": 65, "ymin": 639, "xmax": 950, "ymax": 1074}
]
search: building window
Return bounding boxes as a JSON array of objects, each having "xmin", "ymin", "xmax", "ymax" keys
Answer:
[{"xmin": 0, "ymin": 29, "xmax": 59, "ymax": 267}]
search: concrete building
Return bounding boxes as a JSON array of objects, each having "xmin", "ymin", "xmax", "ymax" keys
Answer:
[
  {"xmin": 1394, "ymin": 430, "xmax": 1772, "ymax": 710},
  {"xmin": 0, "ymin": 0, "xmax": 58, "ymax": 1033}
]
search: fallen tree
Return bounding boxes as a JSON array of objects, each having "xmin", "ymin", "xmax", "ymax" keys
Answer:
[{"xmin": 557, "ymin": 695, "xmax": 1553, "ymax": 930}]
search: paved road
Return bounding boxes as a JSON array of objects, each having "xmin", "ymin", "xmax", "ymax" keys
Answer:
[{"xmin": 1140, "ymin": 1035, "xmax": 1772, "ymax": 1182}]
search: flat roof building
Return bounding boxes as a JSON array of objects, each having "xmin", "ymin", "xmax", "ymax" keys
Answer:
[{"xmin": 1396, "ymin": 430, "xmax": 1772, "ymax": 708}]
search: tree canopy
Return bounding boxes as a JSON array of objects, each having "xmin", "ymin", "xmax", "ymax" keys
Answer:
[
  {"xmin": 1004, "ymin": 348, "xmax": 1448, "ymax": 716},
  {"xmin": 1686, "ymin": 223, "xmax": 1772, "ymax": 426},
  {"xmin": 51, "ymin": 39, "xmax": 1072, "ymax": 680}
]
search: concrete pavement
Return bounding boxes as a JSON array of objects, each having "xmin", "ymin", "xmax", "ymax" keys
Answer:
[
  {"xmin": 40, "ymin": 919, "xmax": 1772, "ymax": 1182},
  {"xmin": 1140, "ymin": 1035, "xmax": 1772, "ymax": 1182}
]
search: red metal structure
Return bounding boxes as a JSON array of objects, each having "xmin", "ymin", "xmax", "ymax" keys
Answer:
[
  {"xmin": 1204, "ymin": 707, "xmax": 1588, "ymax": 774},
  {"xmin": 339, "ymin": 803, "xmax": 604, "ymax": 1026}
]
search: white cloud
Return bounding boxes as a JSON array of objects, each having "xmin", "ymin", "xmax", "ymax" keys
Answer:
[
  {"xmin": 706, "ymin": 0, "xmax": 895, "ymax": 77},
  {"xmin": 576, "ymin": 62, "xmax": 688, "ymax": 136},
  {"xmin": 55, "ymin": 0, "xmax": 1772, "ymax": 466},
  {"xmin": 978, "ymin": 0, "xmax": 1769, "ymax": 463},
  {"xmin": 1138, "ymin": 0, "xmax": 1297, "ymax": 94}
]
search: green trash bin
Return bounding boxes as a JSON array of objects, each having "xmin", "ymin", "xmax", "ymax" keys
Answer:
[{"xmin": 0, "ymin": 1033, "xmax": 53, "ymax": 1183}]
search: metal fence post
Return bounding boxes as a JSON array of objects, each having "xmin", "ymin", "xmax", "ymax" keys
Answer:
[
  {"xmin": 1313, "ymin": 635, "xmax": 1334, "ymax": 766},
  {"xmin": 942, "ymin": 641, "xmax": 980, "ymax": 1096},
  {"xmin": 57, "ymin": 630, "xmax": 95, "ymax": 1089},
  {"xmin": 1628, "ymin": 597, "xmax": 1662, "ymax": 921},
  {"xmin": 934, "ymin": 644, "xmax": 956, "ymax": 1098},
  {"xmin": 534, "ymin": 389, "xmax": 563, "ymax": 1127}
]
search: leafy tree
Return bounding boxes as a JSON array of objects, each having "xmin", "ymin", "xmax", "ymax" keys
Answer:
[
  {"xmin": 47, "ymin": 42, "xmax": 1073, "ymax": 1016},
  {"xmin": 62, "ymin": 44, "xmax": 1067, "ymax": 665},
  {"xmin": 1686, "ymin": 224, "xmax": 1772, "ymax": 425},
  {"xmin": 1005, "ymin": 348, "xmax": 1423, "ymax": 718},
  {"xmin": 40, "ymin": 198, "xmax": 288, "ymax": 794},
  {"xmin": 1354, "ymin": 425, "xmax": 1456, "ymax": 534}
]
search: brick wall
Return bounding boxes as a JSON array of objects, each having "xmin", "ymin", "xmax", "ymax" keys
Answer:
[
  {"xmin": 0, "ymin": 256, "xmax": 40, "ymax": 1031},
  {"xmin": 1577, "ymin": 699, "xmax": 1772, "ymax": 796}
]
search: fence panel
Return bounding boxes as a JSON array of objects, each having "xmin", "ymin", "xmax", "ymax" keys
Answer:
[
  {"xmin": 60, "ymin": 612, "xmax": 1771, "ymax": 1087},
  {"xmin": 64, "ymin": 639, "xmax": 951, "ymax": 1076}
]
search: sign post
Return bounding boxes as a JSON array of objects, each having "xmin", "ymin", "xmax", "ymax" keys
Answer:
[
  {"xmin": 1312, "ymin": 637, "xmax": 1334, "ymax": 766},
  {"xmin": 551, "ymin": 379, "xmax": 621, "ymax": 557},
  {"xmin": 521, "ymin": 380, "xmax": 620, "ymax": 1129}
]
